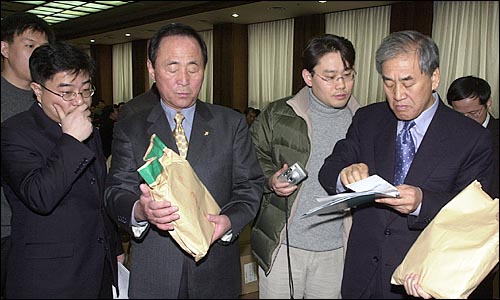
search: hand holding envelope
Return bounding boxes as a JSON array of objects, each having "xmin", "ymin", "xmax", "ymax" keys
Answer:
[
  {"xmin": 137, "ymin": 134, "xmax": 221, "ymax": 262},
  {"xmin": 391, "ymin": 180, "xmax": 499, "ymax": 299}
]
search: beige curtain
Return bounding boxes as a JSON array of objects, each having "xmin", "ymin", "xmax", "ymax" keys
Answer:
[
  {"xmin": 326, "ymin": 5, "xmax": 391, "ymax": 106},
  {"xmin": 433, "ymin": 1, "xmax": 499, "ymax": 118},
  {"xmin": 112, "ymin": 42, "xmax": 133, "ymax": 103},
  {"xmin": 248, "ymin": 18, "xmax": 294, "ymax": 109},
  {"xmin": 198, "ymin": 29, "xmax": 213, "ymax": 103}
]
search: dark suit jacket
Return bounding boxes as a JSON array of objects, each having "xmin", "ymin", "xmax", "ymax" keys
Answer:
[
  {"xmin": 105, "ymin": 91, "xmax": 264, "ymax": 299},
  {"xmin": 319, "ymin": 98, "xmax": 493, "ymax": 299},
  {"xmin": 486, "ymin": 116, "xmax": 499, "ymax": 198},
  {"xmin": 0, "ymin": 103, "xmax": 119, "ymax": 298}
]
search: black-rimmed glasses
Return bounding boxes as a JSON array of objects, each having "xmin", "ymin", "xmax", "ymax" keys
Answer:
[{"xmin": 38, "ymin": 83, "xmax": 95, "ymax": 101}]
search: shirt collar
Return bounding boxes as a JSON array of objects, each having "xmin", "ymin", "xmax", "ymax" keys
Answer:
[{"xmin": 160, "ymin": 100, "xmax": 196, "ymax": 133}]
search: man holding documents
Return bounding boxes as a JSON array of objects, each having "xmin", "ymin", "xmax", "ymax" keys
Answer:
[
  {"xmin": 318, "ymin": 30, "xmax": 494, "ymax": 299},
  {"xmin": 105, "ymin": 23, "xmax": 264, "ymax": 298}
]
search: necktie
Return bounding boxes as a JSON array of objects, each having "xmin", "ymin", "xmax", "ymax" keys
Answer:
[
  {"xmin": 394, "ymin": 120, "xmax": 416, "ymax": 185},
  {"xmin": 174, "ymin": 112, "xmax": 189, "ymax": 159}
]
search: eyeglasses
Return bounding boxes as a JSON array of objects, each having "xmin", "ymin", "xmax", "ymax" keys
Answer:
[
  {"xmin": 462, "ymin": 105, "xmax": 485, "ymax": 119},
  {"xmin": 38, "ymin": 83, "xmax": 95, "ymax": 101},
  {"xmin": 311, "ymin": 69, "xmax": 356, "ymax": 84}
]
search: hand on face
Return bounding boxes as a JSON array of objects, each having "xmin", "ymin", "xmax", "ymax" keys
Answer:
[{"xmin": 53, "ymin": 102, "xmax": 93, "ymax": 142}]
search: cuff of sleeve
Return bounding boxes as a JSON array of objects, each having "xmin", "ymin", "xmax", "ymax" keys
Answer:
[
  {"xmin": 409, "ymin": 202, "xmax": 422, "ymax": 216},
  {"xmin": 131, "ymin": 200, "xmax": 149, "ymax": 238},
  {"xmin": 218, "ymin": 229, "xmax": 233, "ymax": 246}
]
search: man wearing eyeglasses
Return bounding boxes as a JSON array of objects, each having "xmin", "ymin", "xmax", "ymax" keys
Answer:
[
  {"xmin": 250, "ymin": 34, "xmax": 360, "ymax": 299},
  {"xmin": 446, "ymin": 76, "xmax": 498, "ymax": 300},
  {"xmin": 0, "ymin": 41, "xmax": 120, "ymax": 298}
]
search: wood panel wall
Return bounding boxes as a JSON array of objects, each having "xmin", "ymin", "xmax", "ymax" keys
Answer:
[{"xmin": 90, "ymin": 44, "xmax": 112, "ymax": 106}]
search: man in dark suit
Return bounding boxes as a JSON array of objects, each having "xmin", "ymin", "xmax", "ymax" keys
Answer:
[
  {"xmin": 446, "ymin": 75, "xmax": 499, "ymax": 299},
  {"xmin": 105, "ymin": 23, "xmax": 265, "ymax": 298},
  {"xmin": 318, "ymin": 30, "xmax": 493, "ymax": 299},
  {"xmin": 1, "ymin": 42, "xmax": 119, "ymax": 298}
]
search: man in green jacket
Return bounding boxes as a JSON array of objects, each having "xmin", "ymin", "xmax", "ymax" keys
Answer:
[{"xmin": 250, "ymin": 34, "xmax": 360, "ymax": 299}]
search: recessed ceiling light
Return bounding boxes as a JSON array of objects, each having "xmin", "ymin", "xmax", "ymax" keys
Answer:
[
  {"xmin": 319, "ymin": 1, "xmax": 327, "ymax": 3},
  {"xmin": 90, "ymin": 39, "xmax": 95, "ymax": 43},
  {"xmin": 125, "ymin": 33, "xmax": 131, "ymax": 37},
  {"xmin": 231, "ymin": 13, "xmax": 239, "ymax": 18}
]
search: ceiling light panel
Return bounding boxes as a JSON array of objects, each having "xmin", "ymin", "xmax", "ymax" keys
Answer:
[{"xmin": 13, "ymin": 1, "xmax": 133, "ymax": 24}]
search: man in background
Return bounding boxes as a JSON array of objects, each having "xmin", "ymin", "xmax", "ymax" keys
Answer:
[
  {"xmin": 244, "ymin": 106, "xmax": 260, "ymax": 126},
  {"xmin": 446, "ymin": 75, "xmax": 498, "ymax": 299},
  {"xmin": 447, "ymin": 76, "xmax": 498, "ymax": 199},
  {"xmin": 0, "ymin": 12, "xmax": 54, "ymax": 298},
  {"xmin": 250, "ymin": 34, "xmax": 360, "ymax": 299}
]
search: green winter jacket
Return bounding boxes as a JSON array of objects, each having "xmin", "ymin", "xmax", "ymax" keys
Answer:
[{"xmin": 249, "ymin": 86, "xmax": 360, "ymax": 275}]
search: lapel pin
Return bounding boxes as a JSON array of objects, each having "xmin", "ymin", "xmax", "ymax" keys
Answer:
[{"xmin": 204, "ymin": 131, "xmax": 210, "ymax": 136}]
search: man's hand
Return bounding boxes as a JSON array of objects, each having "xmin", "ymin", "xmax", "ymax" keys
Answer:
[
  {"xmin": 134, "ymin": 183, "xmax": 179, "ymax": 231},
  {"xmin": 269, "ymin": 163, "xmax": 298, "ymax": 197},
  {"xmin": 340, "ymin": 163, "xmax": 369, "ymax": 185},
  {"xmin": 376, "ymin": 184, "xmax": 423, "ymax": 214},
  {"xmin": 53, "ymin": 103, "xmax": 93, "ymax": 142},
  {"xmin": 207, "ymin": 214, "xmax": 231, "ymax": 245}
]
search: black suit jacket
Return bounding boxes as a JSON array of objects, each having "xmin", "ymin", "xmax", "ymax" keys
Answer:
[
  {"xmin": 105, "ymin": 90, "xmax": 264, "ymax": 299},
  {"xmin": 319, "ymin": 98, "xmax": 493, "ymax": 299},
  {"xmin": 1, "ymin": 103, "xmax": 119, "ymax": 298},
  {"xmin": 486, "ymin": 116, "xmax": 499, "ymax": 198}
]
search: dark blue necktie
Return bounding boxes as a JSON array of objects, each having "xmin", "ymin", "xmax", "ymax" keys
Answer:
[{"xmin": 394, "ymin": 120, "xmax": 416, "ymax": 185}]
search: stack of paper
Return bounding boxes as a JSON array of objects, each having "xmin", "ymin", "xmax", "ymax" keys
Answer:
[{"xmin": 301, "ymin": 175, "xmax": 399, "ymax": 218}]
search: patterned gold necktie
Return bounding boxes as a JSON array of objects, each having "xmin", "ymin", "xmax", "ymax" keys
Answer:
[{"xmin": 173, "ymin": 112, "xmax": 188, "ymax": 158}]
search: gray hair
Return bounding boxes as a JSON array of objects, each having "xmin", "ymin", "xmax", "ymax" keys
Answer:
[{"xmin": 375, "ymin": 30, "xmax": 439, "ymax": 76}]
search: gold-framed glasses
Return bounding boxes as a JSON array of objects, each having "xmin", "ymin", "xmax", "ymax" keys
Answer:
[
  {"xmin": 39, "ymin": 83, "xmax": 95, "ymax": 101},
  {"xmin": 311, "ymin": 69, "xmax": 356, "ymax": 84}
]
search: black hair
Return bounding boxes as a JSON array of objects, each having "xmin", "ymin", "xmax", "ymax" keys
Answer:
[
  {"xmin": 303, "ymin": 34, "xmax": 355, "ymax": 72},
  {"xmin": 148, "ymin": 23, "xmax": 207, "ymax": 67},
  {"xmin": 29, "ymin": 41, "xmax": 95, "ymax": 85},
  {"xmin": 1, "ymin": 12, "xmax": 55, "ymax": 43},
  {"xmin": 446, "ymin": 76, "xmax": 491, "ymax": 106}
]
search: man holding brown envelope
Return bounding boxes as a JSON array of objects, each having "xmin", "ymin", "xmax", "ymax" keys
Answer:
[{"xmin": 105, "ymin": 23, "xmax": 265, "ymax": 299}]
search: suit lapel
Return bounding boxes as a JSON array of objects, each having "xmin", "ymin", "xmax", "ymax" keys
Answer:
[
  {"xmin": 187, "ymin": 101, "xmax": 213, "ymax": 166},
  {"xmin": 146, "ymin": 102, "xmax": 178, "ymax": 154},
  {"xmin": 405, "ymin": 100, "xmax": 449, "ymax": 187},
  {"xmin": 373, "ymin": 116, "xmax": 399, "ymax": 224},
  {"xmin": 374, "ymin": 119, "xmax": 397, "ymax": 182}
]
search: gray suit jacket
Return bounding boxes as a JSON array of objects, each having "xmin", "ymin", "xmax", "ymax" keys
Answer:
[{"xmin": 105, "ymin": 93, "xmax": 264, "ymax": 298}]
